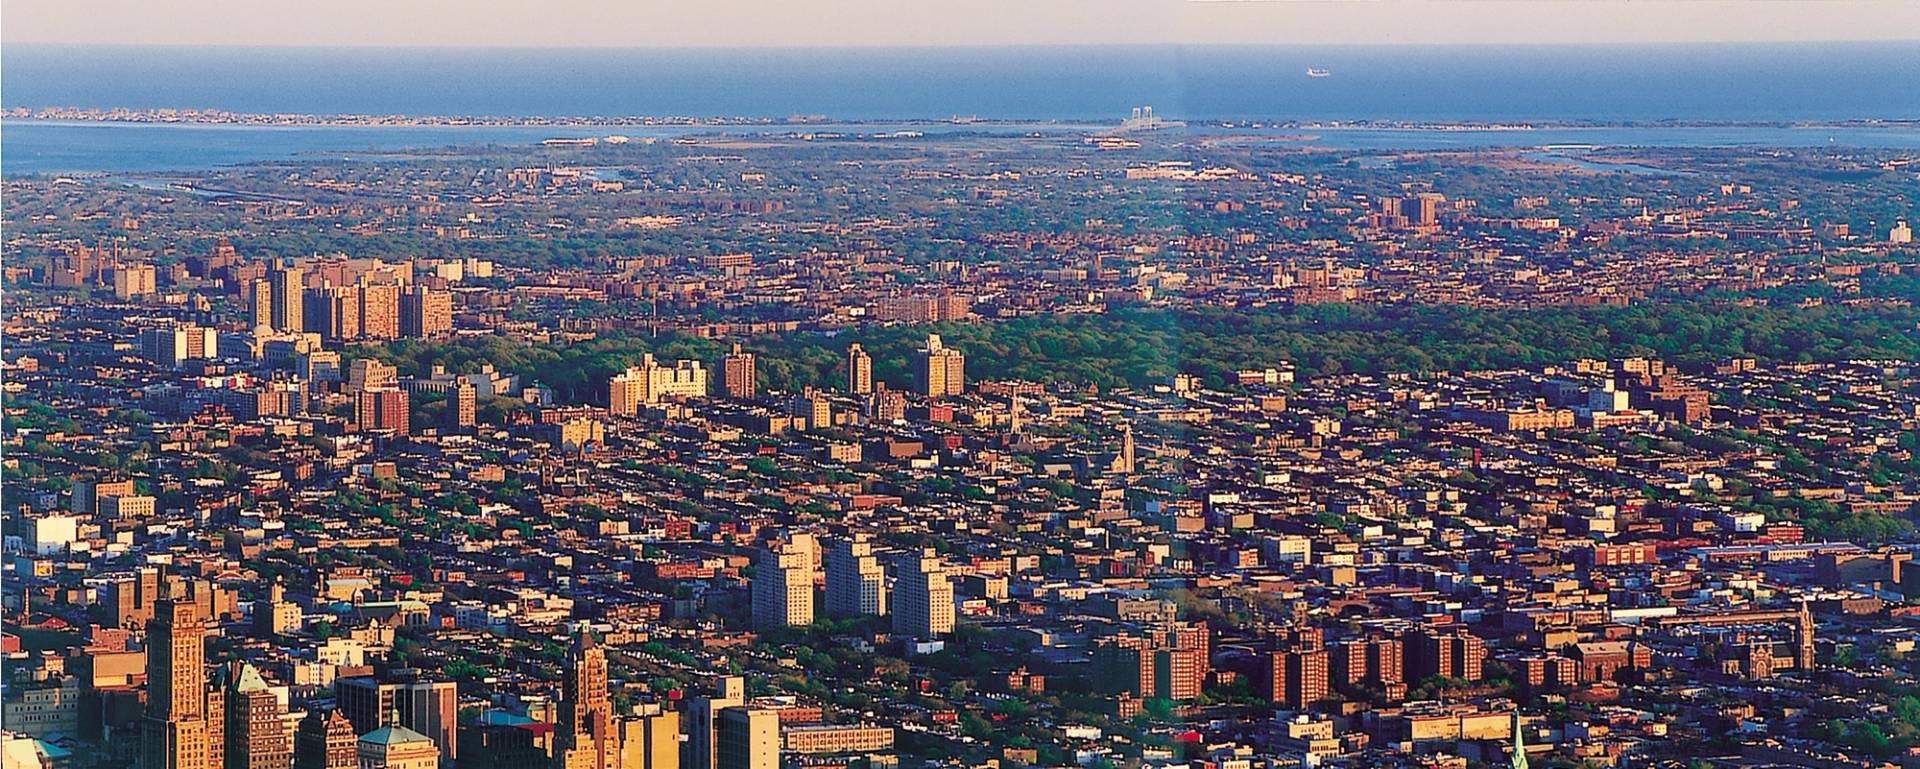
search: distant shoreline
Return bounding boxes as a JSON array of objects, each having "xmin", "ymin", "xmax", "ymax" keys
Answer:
[{"xmin": 7, "ymin": 107, "xmax": 1919, "ymax": 132}]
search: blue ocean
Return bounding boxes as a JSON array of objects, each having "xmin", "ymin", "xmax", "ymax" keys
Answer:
[{"xmin": 5, "ymin": 43, "xmax": 1919, "ymax": 174}]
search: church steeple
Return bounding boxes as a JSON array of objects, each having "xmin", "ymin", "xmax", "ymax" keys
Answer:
[{"xmin": 1509, "ymin": 711, "xmax": 1529, "ymax": 769}]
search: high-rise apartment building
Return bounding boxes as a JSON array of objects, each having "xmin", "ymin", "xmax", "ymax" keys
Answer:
[
  {"xmin": 686, "ymin": 677, "xmax": 746, "ymax": 769},
  {"xmin": 355, "ymin": 388, "xmax": 411, "ymax": 435},
  {"xmin": 716, "ymin": 708, "xmax": 780, "ymax": 769},
  {"xmin": 307, "ymin": 286, "xmax": 362, "ymax": 341},
  {"xmin": 268, "ymin": 263, "xmax": 306, "ymax": 333},
  {"xmin": 825, "ymin": 534, "xmax": 887, "ymax": 617},
  {"xmin": 248, "ymin": 279, "xmax": 275, "ymax": 330},
  {"xmin": 752, "ymin": 534, "xmax": 817, "ymax": 628},
  {"xmin": 399, "ymin": 286, "xmax": 452, "ymax": 338},
  {"xmin": 359, "ymin": 282, "xmax": 401, "ymax": 339},
  {"xmin": 1093, "ymin": 623, "xmax": 1211, "ymax": 701},
  {"xmin": 139, "ymin": 325, "xmax": 218, "ymax": 368},
  {"xmin": 914, "ymin": 334, "xmax": 965, "ymax": 397},
  {"xmin": 451, "ymin": 380, "xmax": 477, "ymax": 431},
  {"xmin": 1257, "ymin": 645, "xmax": 1330, "ymax": 709},
  {"xmin": 722, "ymin": 343, "xmax": 757, "ymax": 399},
  {"xmin": 618, "ymin": 705, "xmax": 679, "ymax": 769},
  {"xmin": 1405, "ymin": 628, "xmax": 1486, "ymax": 684},
  {"xmin": 846, "ymin": 343, "xmax": 872, "ymax": 394},
  {"xmin": 609, "ymin": 355, "xmax": 710, "ymax": 414},
  {"xmin": 891, "ymin": 549, "xmax": 952, "ymax": 639}
]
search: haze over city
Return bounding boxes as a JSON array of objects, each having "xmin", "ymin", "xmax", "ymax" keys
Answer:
[{"xmin": 4, "ymin": 4, "xmax": 1920, "ymax": 769}]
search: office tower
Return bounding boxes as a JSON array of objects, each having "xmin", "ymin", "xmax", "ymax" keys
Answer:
[
  {"xmin": 752, "ymin": 534, "xmax": 817, "ymax": 628},
  {"xmin": 225, "ymin": 664, "xmax": 292, "ymax": 769},
  {"xmin": 557, "ymin": 631, "xmax": 617, "ymax": 769},
  {"xmin": 142, "ymin": 598, "xmax": 213, "ymax": 769},
  {"xmin": 249, "ymin": 279, "xmax": 274, "ymax": 329},
  {"xmin": 335, "ymin": 677, "xmax": 458, "ymax": 765},
  {"xmin": 913, "ymin": 334, "xmax": 965, "ymax": 397},
  {"xmin": 359, "ymin": 282, "xmax": 401, "ymax": 339},
  {"xmin": 619, "ymin": 706, "xmax": 680, "ymax": 769},
  {"xmin": 268, "ymin": 263, "xmax": 306, "ymax": 333},
  {"xmin": 891, "ymin": 549, "xmax": 953, "ymax": 639},
  {"xmin": 721, "ymin": 342, "xmax": 757, "ymax": 399},
  {"xmin": 400, "ymin": 286, "xmax": 452, "ymax": 338},
  {"xmin": 715, "ymin": 708, "xmax": 779, "ymax": 769},
  {"xmin": 451, "ymin": 380, "xmax": 477, "ymax": 431},
  {"xmin": 825, "ymin": 534, "xmax": 887, "ymax": 617},
  {"xmin": 356, "ymin": 723, "xmax": 440, "ymax": 769},
  {"xmin": 348, "ymin": 358, "xmax": 398, "ymax": 394},
  {"xmin": 845, "ymin": 343, "xmax": 872, "ymax": 394},
  {"xmin": 294, "ymin": 709, "xmax": 357, "ymax": 769},
  {"xmin": 686, "ymin": 677, "xmax": 746, "ymax": 769},
  {"xmin": 355, "ymin": 388, "xmax": 411, "ymax": 435}
]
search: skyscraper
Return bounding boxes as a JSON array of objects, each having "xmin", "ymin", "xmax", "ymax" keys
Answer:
[
  {"xmin": 825, "ymin": 534, "xmax": 887, "ymax": 617},
  {"xmin": 686, "ymin": 677, "xmax": 746, "ymax": 769},
  {"xmin": 913, "ymin": 334, "xmax": 965, "ymax": 397},
  {"xmin": 224, "ymin": 663, "xmax": 292, "ymax": 769},
  {"xmin": 142, "ymin": 597, "xmax": 214, "ymax": 769},
  {"xmin": 715, "ymin": 708, "xmax": 779, "ymax": 769},
  {"xmin": 557, "ymin": 631, "xmax": 617, "ymax": 769},
  {"xmin": 752, "ymin": 534, "xmax": 817, "ymax": 628},
  {"xmin": 722, "ymin": 342, "xmax": 757, "ymax": 399},
  {"xmin": 846, "ymin": 343, "xmax": 872, "ymax": 394},
  {"xmin": 891, "ymin": 549, "xmax": 953, "ymax": 639}
]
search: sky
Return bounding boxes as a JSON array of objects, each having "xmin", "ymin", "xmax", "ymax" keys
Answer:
[{"xmin": 5, "ymin": 0, "xmax": 1919, "ymax": 47}]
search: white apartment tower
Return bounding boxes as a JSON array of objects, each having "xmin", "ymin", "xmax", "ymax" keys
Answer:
[{"xmin": 825, "ymin": 534, "xmax": 887, "ymax": 617}]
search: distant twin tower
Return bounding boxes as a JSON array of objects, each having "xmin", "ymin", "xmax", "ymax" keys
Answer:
[{"xmin": 1120, "ymin": 105, "xmax": 1183, "ymax": 131}]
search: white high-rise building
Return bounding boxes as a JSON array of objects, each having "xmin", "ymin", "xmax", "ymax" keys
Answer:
[
  {"xmin": 825, "ymin": 534, "xmax": 887, "ymax": 617},
  {"xmin": 892, "ymin": 548, "xmax": 954, "ymax": 639},
  {"xmin": 687, "ymin": 676, "xmax": 745, "ymax": 769},
  {"xmin": 752, "ymin": 534, "xmax": 817, "ymax": 628}
]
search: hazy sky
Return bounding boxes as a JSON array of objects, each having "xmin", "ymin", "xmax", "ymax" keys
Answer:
[{"xmin": 6, "ymin": 0, "xmax": 1918, "ymax": 47}]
